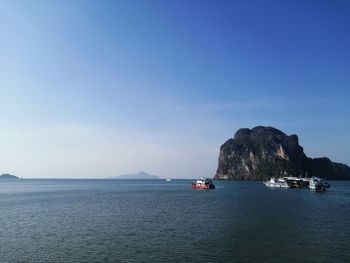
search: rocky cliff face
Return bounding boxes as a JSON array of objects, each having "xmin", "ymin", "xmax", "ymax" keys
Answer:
[{"xmin": 214, "ymin": 126, "xmax": 350, "ymax": 180}]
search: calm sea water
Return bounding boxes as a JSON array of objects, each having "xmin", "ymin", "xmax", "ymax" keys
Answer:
[{"xmin": 0, "ymin": 179, "xmax": 349, "ymax": 263}]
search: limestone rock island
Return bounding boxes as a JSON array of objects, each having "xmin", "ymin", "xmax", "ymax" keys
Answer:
[{"xmin": 214, "ymin": 126, "xmax": 350, "ymax": 180}]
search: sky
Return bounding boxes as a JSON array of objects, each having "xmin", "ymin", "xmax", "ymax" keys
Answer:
[{"xmin": 1, "ymin": 0, "xmax": 350, "ymax": 178}]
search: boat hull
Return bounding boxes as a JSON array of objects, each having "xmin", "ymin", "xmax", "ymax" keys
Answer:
[
  {"xmin": 309, "ymin": 186, "xmax": 326, "ymax": 192},
  {"xmin": 263, "ymin": 181, "xmax": 289, "ymax": 188},
  {"xmin": 191, "ymin": 184, "xmax": 215, "ymax": 189}
]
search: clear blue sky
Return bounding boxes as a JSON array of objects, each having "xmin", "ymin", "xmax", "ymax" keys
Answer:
[{"xmin": 1, "ymin": 0, "xmax": 349, "ymax": 178}]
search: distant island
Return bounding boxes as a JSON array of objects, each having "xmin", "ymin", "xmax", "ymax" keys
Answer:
[
  {"xmin": 214, "ymin": 126, "xmax": 350, "ymax": 180},
  {"xmin": 0, "ymin": 174, "xmax": 19, "ymax": 179},
  {"xmin": 108, "ymin": 171, "xmax": 160, "ymax": 179}
]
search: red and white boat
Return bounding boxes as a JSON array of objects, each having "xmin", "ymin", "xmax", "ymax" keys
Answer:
[{"xmin": 191, "ymin": 177, "xmax": 215, "ymax": 189}]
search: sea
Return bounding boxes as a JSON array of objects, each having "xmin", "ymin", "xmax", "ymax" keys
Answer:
[{"xmin": 0, "ymin": 179, "xmax": 349, "ymax": 263}]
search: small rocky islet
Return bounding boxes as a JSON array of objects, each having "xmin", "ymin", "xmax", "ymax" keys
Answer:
[
  {"xmin": 214, "ymin": 126, "xmax": 350, "ymax": 181},
  {"xmin": 0, "ymin": 174, "xmax": 19, "ymax": 180}
]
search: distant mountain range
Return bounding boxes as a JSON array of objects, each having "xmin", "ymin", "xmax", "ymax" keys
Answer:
[
  {"xmin": 108, "ymin": 171, "xmax": 160, "ymax": 179},
  {"xmin": 214, "ymin": 126, "xmax": 350, "ymax": 180},
  {"xmin": 0, "ymin": 174, "xmax": 19, "ymax": 179}
]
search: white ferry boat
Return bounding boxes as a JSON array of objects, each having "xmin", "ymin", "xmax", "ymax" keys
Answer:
[
  {"xmin": 308, "ymin": 177, "xmax": 326, "ymax": 192},
  {"xmin": 263, "ymin": 178, "xmax": 289, "ymax": 188}
]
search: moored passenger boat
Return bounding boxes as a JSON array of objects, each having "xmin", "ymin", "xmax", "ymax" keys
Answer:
[
  {"xmin": 192, "ymin": 177, "xmax": 215, "ymax": 189},
  {"xmin": 283, "ymin": 177, "xmax": 307, "ymax": 188},
  {"xmin": 263, "ymin": 178, "xmax": 289, "ymax": 188},
  {"xmin": 308, "ymin": 177, "xmax": 326, "ymax": 192}
]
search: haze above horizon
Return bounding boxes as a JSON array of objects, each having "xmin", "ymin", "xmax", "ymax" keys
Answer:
[{"xmin": 1, "ymin": 0, "xmax": 350, "ymax": 178}]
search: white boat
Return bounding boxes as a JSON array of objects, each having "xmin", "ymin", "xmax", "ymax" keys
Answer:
[
  {"xmin": 263, "ymin": 178, "xmax": 289, "ymax": 188},
  {"xmin": 165, "ymin": 178, "xmax": 172, "ymax": 182},
  {"xmin": 308, "ymin": 177, "xmax": 326, "ymax": 192}
]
